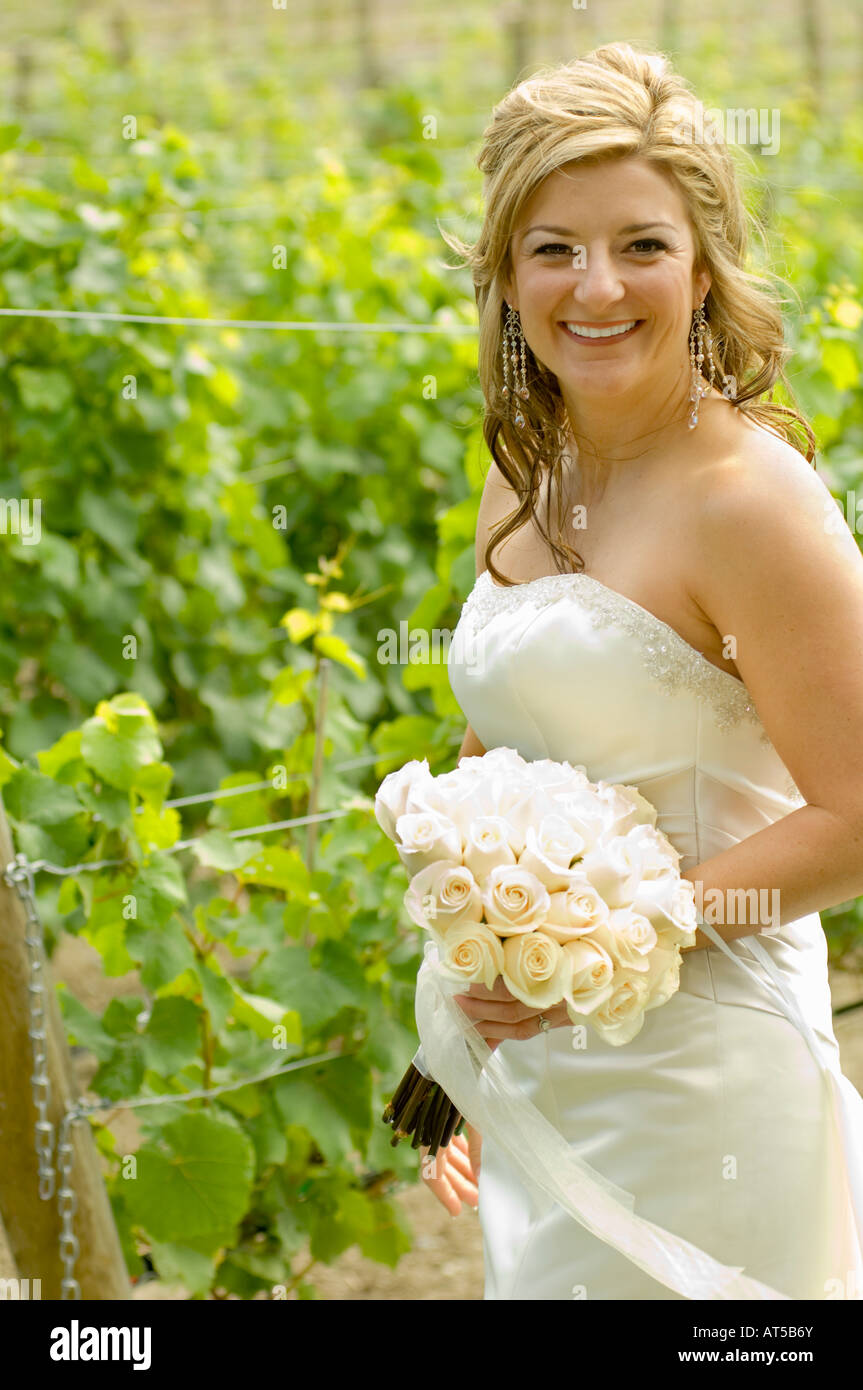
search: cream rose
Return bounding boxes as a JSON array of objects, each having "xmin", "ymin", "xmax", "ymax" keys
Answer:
[
  {"xmin": 621, "ymin": 823, "xmax": 679, "ymax": 879},
  {"xmin": 543, "ymin": 875, "xmax": 610, "ymax": 941},
  {"xmin": 406, "ymin": 775, "xmax": 486, "ymax": 844},
  {"xmin": 563, "ymin": 937, "xmax": 615, "ymax": 1016},
  {"xmin": 591, "ymin": 970, "xmax": 653, "ymax": 1045},
  {"xmin": 596, "ymin": 781, "xmax": 658, "ymax": 836},
  {"xmin": 481, "ymin": 864, "xmax": 551, "ymax": 936},
  {"xmin": 590, "ymin": 908, "xmax": 658, "ymax": 973},
  {"xmin": 529, "ymin": 759, "xmax": 590, "ymax": 792},
  {"xmin": 403, "ymin": 860, "xmax": 483, "ymax": 938},
  {"xmin": 579, "ymin": 838, "xmax": 646, "ymax": 908},
  {"xmin": 394, "ymin": 811, "xmax": 462, "ymax": 877},
  {"xmin": 502, "ymin": 931, "xmax": 570, "ymax": 1010},
  {"xmin": 463, "ymin": 815, "xmax": 519, "ymax": 882},
  {"xmin": 548, "ymin": 784, "xmax": 613, "ymax": 852},
  {"xmin": 516, "ymin": 815, "xmax": 586, "ymax": 891},
  {"xmin": 438, "ymin": 921, "xmax": 504, "ymax": 992},
  {"xmin": 643, "ymin": 942, "xmax": 683, "ymax": 1011},
  {"xmin": 632, "ymin": 876, "xmax": 698, "ymax": 947},
  {"xmin": 374, "ymin": 758, "xmax": 433, "ymax": 841}
]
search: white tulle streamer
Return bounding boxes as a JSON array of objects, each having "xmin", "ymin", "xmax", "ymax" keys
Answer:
[
  {"xmin": 415, "ymin": 939, "xmax": 792, "ymax": 1300},
  {"xmin": 701, "ymin": 923, "xmax": 863, "ymax": 1288}
]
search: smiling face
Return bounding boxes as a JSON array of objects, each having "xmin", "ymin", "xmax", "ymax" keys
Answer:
[{"xmin": 502, "ymin": 156, "xmax": 711, "ymax": 411}]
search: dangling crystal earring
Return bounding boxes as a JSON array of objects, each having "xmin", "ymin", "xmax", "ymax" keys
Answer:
[
  {"xmin": 688, "ymin": 303, "xmax": 711, "ymax": 430},
  {"xmin": 501, "ymin": 303, "xmax": 530, "ymax": 428}
]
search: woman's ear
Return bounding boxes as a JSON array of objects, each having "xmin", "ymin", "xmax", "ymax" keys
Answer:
[{"xmin": 694, "ymin": 265, "xmax": 712, "ymax": 309}]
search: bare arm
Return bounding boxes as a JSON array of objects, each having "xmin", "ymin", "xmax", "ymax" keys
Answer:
[
  {"xmin": 679, "ymin": 441, "xmax": 863, "ymax": 950},
  {"xmin": 457, "ymin": 723, "xmax": 487, "ymax": 763}
]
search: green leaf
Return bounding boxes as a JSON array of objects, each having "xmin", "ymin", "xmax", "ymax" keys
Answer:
[
  {"xmin": 133, "ymin": 762, "xmax": 175, "ymax": 810},
  {"xmin": 2, "ymin": 766, "xmax": 83, "ymax": 825},
  {"xmin": 191, "ymin": 829, "xmax": 263, "ymax": 871},
  {"xmin": 126, "ymin": 915, "xmax": 197, "ymax": 990},
  {"xmin": 82, "ymin": 913, "xmax": 137, "ymax": 977},
  {"xmin": 0, "ymin": 741, "xmax": 20, "ymax": 789},
  {"xmin": 143, "ymin": 997, "xmax": 203, "ymax": 1072},
  {"xmin": 92, "ymin": 1042, "xmax": 145, "ymax": 1101},
  {"xmin": 57, "ymin": 986, "xmax": 115, "ymax": 1061},
  {"xmin": 129, "ymin": 854, "xmax": 188, "ymax": 927},
  {"xmin": 35, "ymin": 729, "xmax": 83, "ymax": 780},
  {"xmin": 12, "ymin": 366, "xmax": 74, "ymax": 413},
  {"xmin": 235, "ymin": 845, "xmax": 312, "ymax": 894},
  {"xmin": 148, "ymin": 1239, "xmax": 219, "ymax": 1298},
  {"xmin": 76, "ymin": 783, "xmax": 132, "ymax": 830},
  {"xmin": 312, "ymin": 632, "xmax": 367, "ymax": 679},
  {"xmin": 133, "ymin": 800, "xmax": 181, "ymax": 850},
  {"xmin": 230, "ymin": 985, "xmax": 302, "ymax": 1044},
  {"xmin": 125, "ymin": 1111, "xmax": 255, "ymax": 1243},
  {"xmin": 274, "ymin": 1056, "xmax": 372, "ymax": 1164},
  {"xmin": 251, "ymin": 944, "xmax": 357, "ymax": 1033},
  {"xmin": 80, "ymin": 694, "xmax": 162, "ymax": 790},
  {"xmin": 305, "ymin": 1183, "xmax": 375, "ymax": 1263},
  {"xmin": 197, "ymin": 963, "xmax": 234, "ymax": 1033},
  {"xmin": 245, "ymin": 1092, "xmax": 288, "ymax": 1170},
  {"xmin": 357, "ymin": 1197, "xmax": 412, "ymax": 1268}
]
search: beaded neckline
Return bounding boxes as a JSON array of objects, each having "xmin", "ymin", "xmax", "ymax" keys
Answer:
[
  {"xmin": 460, "ymin": 569, "xmax": 761, "ymax": 731},
  {"xmin": 454, "ymin": 571, "xmax": 805, "ymax": 802}
]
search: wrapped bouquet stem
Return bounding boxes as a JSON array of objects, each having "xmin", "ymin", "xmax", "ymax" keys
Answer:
[{"xmin": 380, "ymin": 1043, "xmax": 465, "ymax": 1155}]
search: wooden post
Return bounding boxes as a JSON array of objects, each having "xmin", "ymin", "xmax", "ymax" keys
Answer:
[{"xmin": 0, "ymin": 797, "xmax": 130, "ymax": 1299}]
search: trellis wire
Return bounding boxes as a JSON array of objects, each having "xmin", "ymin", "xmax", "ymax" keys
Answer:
[{"xmin": 0, "ymin": 307, "xmax": 477, "ymax": 333}]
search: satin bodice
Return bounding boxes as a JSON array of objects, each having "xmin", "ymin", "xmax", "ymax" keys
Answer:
[{"xmin": 446, "ymin": 569, "xmax": 837, "ymax": 1049}]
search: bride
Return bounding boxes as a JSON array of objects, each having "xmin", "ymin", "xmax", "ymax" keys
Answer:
[{"xmin": 418, "ymin": 42, "xmax": 863, "ymax": 1299}]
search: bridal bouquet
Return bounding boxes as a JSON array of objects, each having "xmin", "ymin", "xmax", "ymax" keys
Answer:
[{"xmin": 376, "ymin": 747, "xmax": 699, "ymax": 1154}]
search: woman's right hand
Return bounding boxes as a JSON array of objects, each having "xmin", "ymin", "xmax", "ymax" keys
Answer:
[{"xmin": 420, "ymin": 1125, "xmax": 482, "ymax": 1215}]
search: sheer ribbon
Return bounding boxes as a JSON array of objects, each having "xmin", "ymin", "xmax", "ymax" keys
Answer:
[{"xmin": 414, "ymin": 926, "xmax": 863, "ymax": 1300}]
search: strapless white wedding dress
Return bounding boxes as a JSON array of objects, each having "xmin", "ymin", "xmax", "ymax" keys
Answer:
[{"xmin": 441, "ymin": 568, "xmax": 863, "ymax": 1300}]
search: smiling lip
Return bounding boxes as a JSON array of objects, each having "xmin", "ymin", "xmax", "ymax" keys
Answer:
[{"xmin": 560, "ymin": 320, "xmax": 643, "ymax": 343}]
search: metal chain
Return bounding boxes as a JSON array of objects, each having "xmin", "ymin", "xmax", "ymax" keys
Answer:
[
  {"xmin": 56, "ymin": 1111, "xmax": 81, "ymax": 1300},
  {"xmin": 3, "ymin": 848, "xmax": 349, "ymax": 1300},
  {"xmin": 3, "ymin": 851, "xmax": 82, "ymax": 1296},
  {"xmin": 3, "ymin": 853, "xmax": 57, "ymax": 1203}
]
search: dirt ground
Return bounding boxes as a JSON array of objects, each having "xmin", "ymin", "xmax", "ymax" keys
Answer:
[{"xmin": 4, "ymin": 932, "xmax": 862, "ymax": 1301}]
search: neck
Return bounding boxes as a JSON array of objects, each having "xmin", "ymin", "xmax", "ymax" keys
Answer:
[{"xmin": 561, "ymin": 366, "xmax": 696, "ymax": 474}]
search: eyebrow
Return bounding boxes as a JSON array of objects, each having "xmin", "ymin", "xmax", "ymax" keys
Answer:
[{"xmin": 522, "ymin": 222, "xmax": 678, "ymax": 237}]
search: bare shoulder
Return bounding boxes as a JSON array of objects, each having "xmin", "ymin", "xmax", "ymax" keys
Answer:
[
  {"xmin": 689, "ymin": 410, "xmax": 863, "ymax": 628},
  {"xmin": 684, "ymin": 411, "xmax": 863, "ymax": 820},
  {"xmin": 693, "ymin": 412, "xmax": 829, "ymax": 524}
]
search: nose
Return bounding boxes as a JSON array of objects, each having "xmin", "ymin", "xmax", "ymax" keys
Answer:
[{"xmin": 569, "ymin": 244, "xmax": 627, "ymax": 313}]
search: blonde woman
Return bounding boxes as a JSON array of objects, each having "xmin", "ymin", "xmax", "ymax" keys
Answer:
[{"xmin": 421, "ymin": 42, "xmax": 863, "ymax": 1300}]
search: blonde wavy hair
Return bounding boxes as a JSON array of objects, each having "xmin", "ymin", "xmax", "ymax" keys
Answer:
[{"xmin": 440, "ymin": 41, "xmax": 816, "ymax": 585}]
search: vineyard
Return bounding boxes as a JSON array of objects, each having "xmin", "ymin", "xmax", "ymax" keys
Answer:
[{"xmin": 0, "ymin": 0, "xmax": 861, "ymax": 1301}]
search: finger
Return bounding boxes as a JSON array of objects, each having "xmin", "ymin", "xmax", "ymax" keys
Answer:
[
  {"xmin": 473, "ymin": 1018, "xmax": 548, "ymax": 1042},
  {"xmin": 446, "ymin": 1142, "xmax": 476, "ymax": 1181},
  {"xmin": 427, "ymin": 1172, "xmax": 462, "ymax": 1216},
  {"xmin": 464, "ymin": 977, "xmax": 516, "ymax": 1001},
  {"xmin": 446, "ymin": 1164, "xmax": 479, "ymax": 1206},
  {"xmin": 454, "ymin": 996, "xmax": 536, "ymax": 1023}
]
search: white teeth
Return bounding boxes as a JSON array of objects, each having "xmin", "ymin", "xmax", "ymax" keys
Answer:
[{"xmin": 564, "ymin": 320, "xmax": 638, "ymax": 339}]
